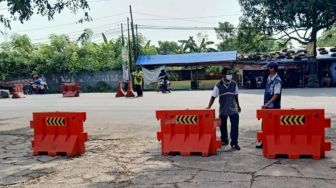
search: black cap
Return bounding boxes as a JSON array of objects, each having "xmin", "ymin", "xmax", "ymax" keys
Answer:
[
  {"xmin": 267, "ymin": 62, "xmax": 278, "ymax": 70},
  {"xmin": 221, "ymin": 67, "xmax": 229, "ymax": 74}
]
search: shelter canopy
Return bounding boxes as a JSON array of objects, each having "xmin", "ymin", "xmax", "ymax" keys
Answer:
[{"xmin": 136, "ymin": 51, "xmax": 237, "ymax": 66}]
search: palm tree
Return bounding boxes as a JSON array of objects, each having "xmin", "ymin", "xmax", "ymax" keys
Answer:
[
  {"xmin": 179, "ymin": 36, "xmax": 216, "ymax": 53},
  {"xmin": 198, "ymin": 38, "xmax": 216, "ymax": 52},
  {"xmin": 77, "ymin": 28, "xmax": 93, "ymax": 45}
]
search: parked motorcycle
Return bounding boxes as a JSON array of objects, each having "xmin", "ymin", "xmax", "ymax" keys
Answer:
[{"xmin": 256, "ymin": 77, "xmax": 264, "ymax": 89}]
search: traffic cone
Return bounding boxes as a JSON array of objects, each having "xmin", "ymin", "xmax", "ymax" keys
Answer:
[
  {"xmin": 115, "ymin": 81, "xmax": 126, "ymax": 97},
  {"xmin": 125, "ymin": 80, "xmax": 136, "ymax": 97}
]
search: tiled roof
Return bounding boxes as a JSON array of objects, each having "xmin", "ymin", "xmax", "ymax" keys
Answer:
[{"xmin": 237, "ymin": 47, "xmax": 336, "ymax": 63}]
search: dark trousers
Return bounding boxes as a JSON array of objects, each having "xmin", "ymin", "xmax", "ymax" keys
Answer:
[
  {"xmin": 220, "ymin": 113, "xmax": 239, "ymax": 146},
  {"xmin": 135, "ymin": 84, "xmax": 143, "ymax": 96}
]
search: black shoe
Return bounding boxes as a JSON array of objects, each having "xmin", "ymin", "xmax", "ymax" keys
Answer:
[
  {"xmin": 231, "ymin": 144, "xmax": 240, "ymax": 150},
  {"xmin": 256, "ymin": 143, "xmax": 263, "ymax": 149},
  {"xmin": 221, "ymin": 141, "xmax": 229, "ymax": 146}
]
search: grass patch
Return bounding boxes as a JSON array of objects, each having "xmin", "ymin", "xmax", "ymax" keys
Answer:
[{"xmin": 170, "ymin": 80, "xmax": 219, "ymax": 90}]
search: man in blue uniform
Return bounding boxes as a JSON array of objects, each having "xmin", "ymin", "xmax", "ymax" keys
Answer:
[
  {"xmin": 207, "ymin": 67, "xmax": 241, "ymax": 150},
  {"xmin": 256, "ymin": 61, "xmax": 282, "ymax": 148}
]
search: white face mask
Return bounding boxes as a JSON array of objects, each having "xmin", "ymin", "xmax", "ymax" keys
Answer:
[{"xmin": 226, "ymin": 75, "xmax": 232, "ymax": 80}]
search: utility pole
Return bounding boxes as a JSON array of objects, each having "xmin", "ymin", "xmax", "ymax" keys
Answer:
[
  {"xmin": 129, "ymin": 5, "xmax": 137, "ymax": 63},
  {"xmin": 121, "ymin": 23, "xmax": 124, "ymax": 46},
  {"xmin": 135, "ymin": 24, "xmax": 139, "ymax": 57},
  {"xmin": 127, "ymin": 17, "xmax": 132, "ymax": 77}
]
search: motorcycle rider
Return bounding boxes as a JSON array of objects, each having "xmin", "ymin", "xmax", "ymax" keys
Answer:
[
  {"xmin": 158, "ymin": 69, "xmax": 170, "ymax": 93},
  {"xmin": 30, "ymin": 75, "xmax": 48, "ymax": 94},
  {"xmin": 159, "ymin": 69, "xmax": 168, "ymax": 81},
  {"xmin": 34, "ymin": 75, "xmax": 42, "ymax": 85}
]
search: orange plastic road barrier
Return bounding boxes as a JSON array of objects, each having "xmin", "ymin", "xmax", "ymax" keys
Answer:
[
  {"xmin": 115, "ymin": 81, "xmax": 126, "ymax": 97},
  {"xmin": 30, "ymin": 112, "xmax": 88, "ymax": 157},
  {"xmin": 12, "ymin": 84, "xmax": 25, "ymax": 98},
  {"xmin": 125, "ymin": 80, "xmax": 135, "ymax": 97},
  {"xmin": 61, "ymin": 83, "xmax": 80, "ymax": 97},
  {"xmin": 257, "ymin": 109, "xmax": 331, "ymax": 159},
  {"xmin": 156, "ymin": 109, "xmax": 221, "ymax": 157}
]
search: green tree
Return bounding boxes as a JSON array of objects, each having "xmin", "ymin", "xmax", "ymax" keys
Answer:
[
  {"xmin": 179, "ymin": 36, "xmax": 215, "ymax": 53},
  {"xmin": 217, "ymin": 38, "xmax": 238, "ymax": 51},
  {"xmin": 0, "ymin": 0, "xmax": 90, "ymax": 30},
  {"xmin": 179, "ymin": 36, "xmax": 197, "ymax": 53},
  {"xmin": 239, "ymin": 0, "xmax": 336, "ymax": 51},
  {"xmin": 0, "ymin": 34, "xmax": 33, "ymax": 79},
  {"xmin": 75, "ymin": 37, "xmax": 122, "ymax": 72},
  {"xmin": 157, "ymin": 41, "xmax": 180, "ymax": 55},
  {"xmin": 317, "ymin": 27, "xmax": 336, "ymax": 47},
  {"xmin": 77, "ymin": 28, "xmax": 94, "ymax": 45},
  {"xmin": 99, "ymin": 38, "xmax": 123, "ymax": 70},
  {"xmin": 236, "ymin": 19, "xmax": 278, "ymax": 54},
  {"xmin": 215, "ymin": 21, "xmax": 280, "ymax": 53},
  {"xmin": 214, "ymin": 22, "xmax": 235, "ymax": 41},
  {"xmin": 0, "ymin": 31, "xmax": 126, "ymax": 81},
  {"xmin": 139, "ymin": 40, "xmax": 158, "ymax": 55},
  {"xmin": 196, "ymin": 32, "xmax": 216, "ymax": 52},
  {"xmin": 214, "ymin": 21, "xmax": 240, "ymax": 51},
  {"xmin": 198, "ymin": 38, "xmax": 216, "ymax": 52},
  {"xmin": 239, "ymin": 0, "xmax": 336, "ymax": 87},
  {"xmin": 37, "ymin": 34, "xmax": 78, "ymax": 74}
]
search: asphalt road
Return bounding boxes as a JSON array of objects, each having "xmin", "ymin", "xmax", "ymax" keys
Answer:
[{"xmin": 0, "ymin": 88, "xmax": 336, "ymax": 187}]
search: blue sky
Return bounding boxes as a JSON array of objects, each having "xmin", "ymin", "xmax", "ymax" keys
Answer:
[{"xmin": 0, "ymin": 0, "xmax": 241, "ymax": 45}]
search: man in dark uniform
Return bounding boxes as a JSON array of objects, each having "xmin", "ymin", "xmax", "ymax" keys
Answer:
[
  {"xmin": 207, "ymin": 67, "xmax": 241, "ymax": 150},
  {"xmin": 256, "ymin": 61, "xmax": 282, "ymax": 148}
]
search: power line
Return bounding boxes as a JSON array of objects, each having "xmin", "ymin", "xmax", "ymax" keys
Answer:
[
  {"xmin": 137, "ymin": 13, "xmax": 241, "ymax": 21},
  {"xmin": 134, "ymin": 12, "xmax": 219, "ymax": 25},
  {"xmin": 137, "ymin": 25, "xmax": 216, "ymax": 30},
  {"xmin": 12, "ymin": 13, "xmax": 128, "ymax": 32},
  {"xmin": 137, "ymin": 24, "xmax": 274, "ymax": 31}
]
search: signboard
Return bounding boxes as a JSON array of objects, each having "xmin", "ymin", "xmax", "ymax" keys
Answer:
[
  {"xmin": 121, "ymin": 46, "xmax": 130, "ymax": 81},
  {"xmin": 281, "ymin": 115, "xmax": 305, "ymax": 125},
  {"xmin": 176, "ymin": 115, "xmax": 198, "ymax": 124},
  {"xmin": 46, "ymin": 117, "xmax": 66, "ymax": 126}
]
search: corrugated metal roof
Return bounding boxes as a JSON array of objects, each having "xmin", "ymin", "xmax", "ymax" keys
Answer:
[{"xmin": 136, "ymin": 51, "xmax": 237, "ymax": 66}]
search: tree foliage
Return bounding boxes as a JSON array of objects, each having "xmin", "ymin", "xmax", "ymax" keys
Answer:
[
  {"xmin": 215, "ymin": 21, "xmax": 293, "ymax": 54},
  {"xmin": 0, "ymin": 32, "xmax": 123, "ymax": 80},
  {"xmin": 214, "ymin": 22, "xmax": 235, "ymax": 42},
  {"xmin": 178, "ymin": 36, "xmax": 216, "ymax": 53},
  {"xmin": 139, "ymin": 40, "xmax": 158, "ymax": 55},
  {"xmin": 157, "ymin": 41, "xmax": 180, "ymax": 55},
  {"xmin": 317, "ymin": 27, "xmax": 336, "ymax": 47},
  {"xmin": 0, "ymin": 0, "xmax": 91, "ymax": 30},
  {"xmin": 77, "ymin": 28, "xmax": 93, "ymax": 45},
  {"xmin": 239, "ymin": 0, "xmax": 336, "ymax": 56},
  {"xmin": 0, "ymin": 34, "xmax": 33, "ymax": 79}
]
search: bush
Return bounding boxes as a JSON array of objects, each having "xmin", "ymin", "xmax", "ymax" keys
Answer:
[{"xmin": 205, "ymin": 66, "xmax": 222, "ymax": 74}]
